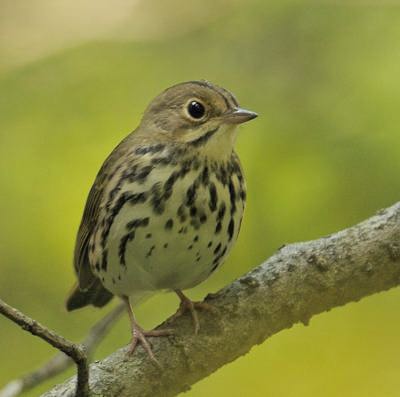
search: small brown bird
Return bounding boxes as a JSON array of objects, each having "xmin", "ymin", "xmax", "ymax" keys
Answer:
[{"xmin": 66, "ymin": 80, "xmax": 257, "ymax": 361}]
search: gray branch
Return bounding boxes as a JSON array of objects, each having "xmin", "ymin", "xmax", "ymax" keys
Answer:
[
  {"xmin": 0, "ymin": 303, "xmax": 125, "ymax": 397},
  {"xmin": 0, "ymin": 300, "xmax": 89, "ymax": 397},
  {"xmin": 38, "ymin": 202, "xmax": 400, "ymax": 396}
]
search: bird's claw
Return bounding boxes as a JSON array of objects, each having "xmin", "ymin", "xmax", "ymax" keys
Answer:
[
  {"xmin": 128, "ymin": 326, "xmax": 173, "ymax": 367},
  {"xmin": 172, "ymin": 292, "xmax": 217, "ymax": 334}
]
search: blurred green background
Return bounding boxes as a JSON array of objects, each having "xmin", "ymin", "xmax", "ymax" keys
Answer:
[{"xmin": 1, "ymin": 0, "xmax": 400, "ymax": 396}]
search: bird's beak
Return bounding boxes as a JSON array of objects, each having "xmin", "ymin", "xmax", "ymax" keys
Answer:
[{"xmin": 221, "ymin": 107, "xmax": 258, "ymax": 124}]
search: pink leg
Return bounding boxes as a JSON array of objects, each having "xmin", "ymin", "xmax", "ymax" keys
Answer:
[
  {"xmin": 122, "ymin": 296, "xmax": 173, "ymax": 366},
  {"xmin": 171, "ymin": 290, "xmax": 216, "ymax": 334}
]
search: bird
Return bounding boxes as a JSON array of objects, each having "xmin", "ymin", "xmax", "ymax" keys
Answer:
[{"xmin": 66, "ymin": 80, "xmax": 257, "ymax": 362}]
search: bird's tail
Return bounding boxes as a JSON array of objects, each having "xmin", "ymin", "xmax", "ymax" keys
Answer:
[{"xmin": 66, "ymin": 280, "xmax": 114, "ymax": 311}]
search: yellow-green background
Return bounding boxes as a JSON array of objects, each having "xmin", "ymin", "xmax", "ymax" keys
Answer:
[{"xmin": 1, "ymin": 1, "xmax": 400, "ymax": 396}]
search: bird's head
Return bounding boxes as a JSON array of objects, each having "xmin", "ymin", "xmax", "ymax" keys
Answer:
[{"xmin": 139, "ymin": 81, "xmax": 257, "ymax": 159}]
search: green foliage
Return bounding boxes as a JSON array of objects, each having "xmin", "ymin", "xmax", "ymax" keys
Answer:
[{"xmin": 1, "ymin": 2, "xmax": 400, "ymax": 396}]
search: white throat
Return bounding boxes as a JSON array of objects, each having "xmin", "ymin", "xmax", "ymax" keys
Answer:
[{"xmin": 185, "ymin": 124, "xmax": 239, "ymax": 161}]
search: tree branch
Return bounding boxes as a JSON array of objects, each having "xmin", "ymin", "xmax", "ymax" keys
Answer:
[
  {"xmin": 0, "ymin": 303, "xmax": 92, "ymax": 397},
  {"xmin": 0, "ymin": 303, "xmax": 125, "ymax": 397},
  {"xmin": 38, "ymin": 201, "xmax": 400, "ymax": 397}
]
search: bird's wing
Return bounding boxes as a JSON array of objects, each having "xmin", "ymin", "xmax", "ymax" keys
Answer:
[
  {"xmin": 74, "ymin": 166, "xmax": 109, "ymax": 290},
  {"xmin": 73, "ymin": 136, "xmax": 131, "ymax": 291}
]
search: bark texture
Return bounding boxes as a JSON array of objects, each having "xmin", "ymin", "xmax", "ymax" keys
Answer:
[
  {"xmin": 43, "ymin": 202, "xmax": 400, "ymax": 397},
  {"xmin": 0, "ymin": 304, "xmax": 125, "ymax": 397}
]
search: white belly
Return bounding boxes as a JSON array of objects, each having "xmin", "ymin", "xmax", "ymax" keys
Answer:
[{"xmin": 90, "ymin": 158, "xmax": 245, "ymax": 298}]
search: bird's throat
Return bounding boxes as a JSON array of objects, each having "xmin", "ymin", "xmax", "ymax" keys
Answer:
[{"xmin": 191, "ymin": 124, "xmax": 239, "ymax": 161}]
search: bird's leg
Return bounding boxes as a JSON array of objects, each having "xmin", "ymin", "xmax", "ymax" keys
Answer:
[
  {"xmin": 122, "ymin": 296, "xmax": 172, "ymax": 366},
  {"xmin": 171, "ymin": 290, "xmax": 215, "ymax": 334}
]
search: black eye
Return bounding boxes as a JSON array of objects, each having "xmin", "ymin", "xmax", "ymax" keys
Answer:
[{"xmin": 187, "ymin": 101, "xmax": 205, "ymax": 119}]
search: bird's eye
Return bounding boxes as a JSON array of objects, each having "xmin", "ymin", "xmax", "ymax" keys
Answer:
[{"xmin": 187, "ymin": 101, "xmax": 205, "ymax": 119}]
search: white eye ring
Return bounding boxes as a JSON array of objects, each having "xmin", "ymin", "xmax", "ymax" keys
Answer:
[{"xmin": 185, "ymin": 99, "xmax": 206, "ymax": 120}]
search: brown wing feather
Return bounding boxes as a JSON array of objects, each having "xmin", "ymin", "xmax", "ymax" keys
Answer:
[
  {"xmin": 73, "ymin": 181, "xmax": 105, "ymax": 290},
  {"xmin": 72, "ymin": 135, "xmax": 132, "ymax": 293},
  {"xmin": 75, "ymin": 184, "xmax": 103, "ymax": 268},
  {"xmin": 68, "ymin": 132, "xmax": 140, "ymax": 310},
  {"xmin": 67, "ymin": 167, "xmax": 113, "ymax": 311}
]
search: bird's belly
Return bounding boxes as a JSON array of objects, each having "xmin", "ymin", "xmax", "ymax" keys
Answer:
[
  {"xmin": 92, "ymin": 162, "xmax": 245, "ymax": 297},
  {"xmin": 120, "ymin": 215, "xmax": 230, "ymax": 293}
]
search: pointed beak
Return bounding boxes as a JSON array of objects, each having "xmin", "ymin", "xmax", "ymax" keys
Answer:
[{"xmin": 222, "ymin": 107, "xmax": 258, "ymax": 124}]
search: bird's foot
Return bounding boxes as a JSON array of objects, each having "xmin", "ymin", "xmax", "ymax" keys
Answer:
[
  {"xmin": 172, "ymin": 290, "xmax": 216, "ymax": 334},
  {"xmin": 128, "ymin": 324, "xmax": 173, "ymax": 367}
]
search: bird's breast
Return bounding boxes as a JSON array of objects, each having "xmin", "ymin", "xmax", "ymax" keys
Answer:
[{"xmin": 90, "ymin": 149, "xmax": 246, "ymax": 296}]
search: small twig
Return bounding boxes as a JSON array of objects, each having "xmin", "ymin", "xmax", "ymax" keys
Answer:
[
  {"xmin": 0, "ymin": 302, "xmax": 125, "ymax": 397},
  {"xmin": 0, "ymin": 299, "xmax": 89, "ymax": 396}
]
